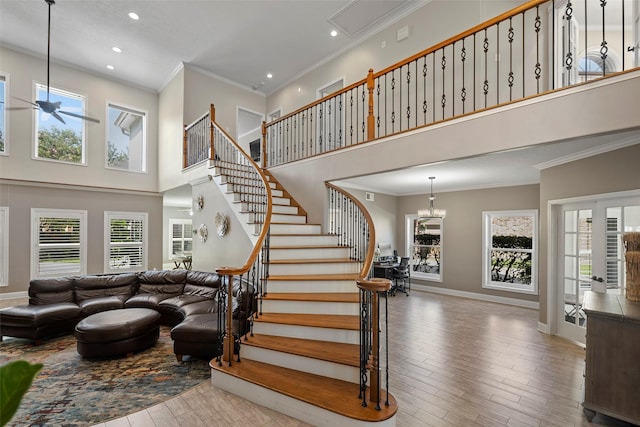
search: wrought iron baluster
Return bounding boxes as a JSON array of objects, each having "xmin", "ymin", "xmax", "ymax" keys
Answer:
[
  {"xmin": 422, "ymin": 55, "xmax": 428, "ymax": 124},
  {"xmin": 483, "ymin": 29, "xmax": 489, "ymax": 107},
  {"xmin": 600, "ymin": 0, "xmax": 608, "ymax": 76},
  {"xmin": 508, "ymin": 17, "xmax": 515, "ymax": 101},
  {"xmin": 406, "ymin": 64, "xmax": 411, "ymax": 129},
  {"xmin": 461, "ymin": 38, "xmax": 467, "ymax": 113},
  {"xmin": 441, "ymin": 48, "xmax": 446, "ymax": 119},
  {"xmin": 535, "ymin": 7, "xmax": 542, "ymax": 93}
]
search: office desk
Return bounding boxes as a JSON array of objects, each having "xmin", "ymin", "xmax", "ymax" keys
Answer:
[{"xmin": 373, "ymin": 263, "xmax": 398, "ymax": 280}]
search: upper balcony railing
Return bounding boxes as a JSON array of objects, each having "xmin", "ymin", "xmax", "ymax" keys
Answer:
[{"xmin": 263, "ymin": 0, "xmax": 639, "ymax": 167}]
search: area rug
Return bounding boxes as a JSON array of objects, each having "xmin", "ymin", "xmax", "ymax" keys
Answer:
[{"xmin": 0, "ymin": 326, "xmax": 211, "ymax": 427}]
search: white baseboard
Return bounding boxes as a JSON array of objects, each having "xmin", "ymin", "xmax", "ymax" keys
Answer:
[
  {"xmin": 537, "ymin": 321, "xmax": 550, "ymax": 334},
  {"xmin": 410, "ymin": 284, "xmax": 539, "ymax": 310},
  {"xmin": 0, "ymin": 291, "xmax": 28, "ymax": 301}
]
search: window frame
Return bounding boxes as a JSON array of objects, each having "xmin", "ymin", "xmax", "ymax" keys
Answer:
[
  {"xmin": 105, "ymin": 101, "xmax": 148, "ymax": 173},
  {"xmin": 31, "ymin": 208, "xmax": 87, "ymax": 279},
  {"xmin": 482, "ymin": 209, "xmax": 538, "ymax": 295},
  {"xmin": 169, "ymin": 218, "xmax": 193, "ymax": 259},
  {"xmin": 0, "ymin": 73, "xmax": 7, "ymax": 156},
  {"xmin": 0, "ymin": 207, "xmax": 8, "ymax": 286},
  {"xmin": 104, "ymin": 211, "xmax": 148, "ymax": 273},
  {"xmin": 405, "ymin": 214, "xmax": 443, "ymax": 282},
  {"xmin": 33, "ymin": 83, "xmax": 88, "ymax": 165}
]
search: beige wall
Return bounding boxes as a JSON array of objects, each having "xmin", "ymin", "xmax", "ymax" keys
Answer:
[
  {"xmin": 539, "ymin": 143, "xmax": 640, "ymax": 324},
  {"xmin": 0, "ymin": 182, "xmax": 163, "ymax": 294},
  {"xmin": 189, "ymin": 178, "xmax": 253, "ymax": 272},
  {"xmin": 0, "ymin": 47, "xmax": 159, "ymax": 193},
  {"xmin": 398, "ymin": 184, "xmax": 540, "ymax": 302}
]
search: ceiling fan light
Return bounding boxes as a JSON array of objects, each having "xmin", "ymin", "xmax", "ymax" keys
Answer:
[
  {"xmin": 106, "ymin": 65, "xmax": 115, "ymax": 70},
  {"xmin": 128, "ymin": 12, "xmax": 139, "ymax": 20},
  {"xmin": 112, "ymin": 46, "xmax": 122, "ymax": 53}
]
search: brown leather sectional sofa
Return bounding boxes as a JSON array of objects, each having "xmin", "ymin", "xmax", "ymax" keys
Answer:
[{"xmin": 0, "ymin": 269, "xmax": 254, "ymax": 361}]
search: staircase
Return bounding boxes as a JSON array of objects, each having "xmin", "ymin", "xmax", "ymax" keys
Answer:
[{"xmin": 208, "ymin": 162, "xmax": 397, "ymax": 427}]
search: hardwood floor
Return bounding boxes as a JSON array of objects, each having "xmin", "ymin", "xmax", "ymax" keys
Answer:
[{"xmin": 92, "ymin": 291, "xmax": 636, "ymax": 427}]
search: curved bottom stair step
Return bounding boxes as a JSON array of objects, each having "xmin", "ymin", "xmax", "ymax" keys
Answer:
[{"xmin": 210, "ymin": 358, "xmax": 398, "ymax": 424}]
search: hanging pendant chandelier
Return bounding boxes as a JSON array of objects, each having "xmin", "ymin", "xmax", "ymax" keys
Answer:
[{"xmin": 418, "ymin": 176, "xmax": 446, "ymax": 218}]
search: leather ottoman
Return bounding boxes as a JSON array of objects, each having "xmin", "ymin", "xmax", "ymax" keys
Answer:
[{"xmin": 74, "ymin": 308, "xmax": 160, "ymax": 358}]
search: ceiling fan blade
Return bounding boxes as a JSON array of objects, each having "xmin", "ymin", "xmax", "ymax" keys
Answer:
[
  {"xmin": 58, "ymin": 110, "xmax": 100, "ymax": 124},
  {"xmin": 13, "ymin": 96, "xmax": 39, "ymax": 107},
  {"xmin": 50, "ymin": 110, "xmax": 66, "ymax": 124}
]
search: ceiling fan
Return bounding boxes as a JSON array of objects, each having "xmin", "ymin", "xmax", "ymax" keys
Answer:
[{"xmin": 12, "ymin": 0, "xmax": 100, "ymax": 124}]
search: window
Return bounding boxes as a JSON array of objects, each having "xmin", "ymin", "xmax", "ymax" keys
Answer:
[
  {"xmin": 105, "ymin": 212, "xmax": 148, "ymax": 273},
  {"xmin": 482, "ymin": 210, "xmax": 538, "ymax": 294},
  {"xmin": 35, "ymin": 84, "xmax": 87, "ymax": 164},
  {"xmin": 0, "ymin": 74, "xmax": 6, "ymax": 154},
  {"xmin": 0, "ymin": 207, "xmax": 8, "ymax": 286},
  {"xmin": 107, "ymin": 103, "xmax": 147, "ymax": 172},
  {"xmin": 406, "ymin": 214, "xmax": 442, "ymax": 281},
  {"xmin": 169, "ymin": 219, "xmax": 192, "ymax": 258},
  {"xmin": 31, "ymin": 209, "xmax": 87, "ymax": 279}
]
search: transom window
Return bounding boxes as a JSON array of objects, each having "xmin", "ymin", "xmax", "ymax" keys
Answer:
[
  {"xmin": 31, "ymin": 208, "xmax": 87, "ymax": 279},
  {"xmin": 107, "ymin": 103, "xmax": 147, "ymax": 172},
  {"xmin": 406, "ymin": 215, "xmax": 443, "ymax": 282},
  {"xmin": 35, "ymin": 84, "xmax": 87, "ymax": 164},
  {"xmin": 104, "ymin": 212, "xmax": 148, "ymax": 273},
  {"xmin": 482, "ymin": 210, "xmax": 538, "ymax": 294}
]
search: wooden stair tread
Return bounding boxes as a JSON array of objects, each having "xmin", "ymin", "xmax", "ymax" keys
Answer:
[
  {"xmin": 211, "ymin": 359, "xmax": 397, "ymax": 422},
  {"xmin": 270, "ymin": 233, "xmax": 339, "ymax": 237},
  {"xmin": 243, "ymin": 334, "xmax": 360, "ymax": 367},
  {"xmin": 254, "ymin": 313, "xmax": 360, "ymax": 330},
  {"xmin": 260, "ymin": 292, "xmax": 359, "ymax": 303},
  {"xmin": 267, "ymin": 273, "xmax": 358, "ymax": 281},
  {"xmin": 268, "ymin": 258, "xmax": 358, "ymax": 264}
]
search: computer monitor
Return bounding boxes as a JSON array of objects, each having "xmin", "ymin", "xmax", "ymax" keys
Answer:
[{"xmin": 378, "ymin": 242, "xmax": 394, "ymax": 262}]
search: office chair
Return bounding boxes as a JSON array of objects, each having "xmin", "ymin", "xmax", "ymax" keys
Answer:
[{"xmin": 391, "ymin": 257, "xmax": 410, "ymax": 296}]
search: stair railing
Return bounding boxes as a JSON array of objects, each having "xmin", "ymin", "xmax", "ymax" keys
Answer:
[
  {"xmin": 264, "ymin": 0, "xmax": 639, "ymax": 167},
  {"xmin": 356, "ymin": 277, "xmax": 391, "ymax": 410},
  {"xmin": 184, "ymin": 104, "xmax": 272, "ymax": 366},
  {"xmin": 326, "ymin": 183, "xmax": 391, "ymax": 409},
  {"xmin": 326, "ymin": 183, "xmax": 376, "ymax": 277}
]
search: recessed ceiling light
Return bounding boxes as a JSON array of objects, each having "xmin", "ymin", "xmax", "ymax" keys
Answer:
[
  {"xmin": 106, "ymin": 65, "xmax": 115, "ymax": 70},
  {"xmin": 128, "ymin": 12, "xmax": 139, "ymax": 20},
  {"xmin": 267, "ymin": 73, "xmax": 273, "ymax": 79},
  {"xmin": 112, "ymin": 46, "xmax": 122, "ymax": 53},
  {"xmin": 330, "ymin": 30, "xmax": 338, "ymax": 37}
]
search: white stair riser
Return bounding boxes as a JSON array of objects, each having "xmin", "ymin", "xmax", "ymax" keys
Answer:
[
  {"xmin": 266, "ymin": 280, "xmax": 358, "ymax": 293},
  {"xmin": 242, "ymin": 346, "xmax": 360, "ymax": 384},
  {"xmin": 269, "ymin": 262, "xmax": 359, "ymax": 276},
  {"xmin": 270, "ymin": 247, "xmax": 351, "ymax": 260},
  {"xmin": 273, "ymin": 205, "xmax": 298, "ymax": 215},
  {"xmin": 252, "ymin": 322, "xmax": 359, "ymax": 345},
  {"xmin": 260, "ymin": 300, "xmax": 359, "ymax": 315},
  {"xmin": 209, "ymin": 371, "xmax": 397, "ymax": 427},
  {"xmin": 271, "ymin": 214, "xmax": 306, "ymax": 224},
  {"xmin": 270, "ymin": 223, "xmax": 320, "ymax": 234},
  {"xmin": 270, "ymin": 234, "xmax": 340, "ymax": 246},
  {"xmin": 272, "ymin": 197, "xmax": 290, "ymax": 206}
]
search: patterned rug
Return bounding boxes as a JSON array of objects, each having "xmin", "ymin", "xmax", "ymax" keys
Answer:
[{"xmin": 0, "ymin": 326, "xmax": 211, "ymax": 427}]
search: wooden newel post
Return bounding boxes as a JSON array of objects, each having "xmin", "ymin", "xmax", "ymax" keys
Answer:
[
  {"xmin": 182, "ymin": 125, "xmax": 188, "ymax": 169},
  {"xmin": 261, "ymin": 121, "xmax": 267, "ymax": 168},
  {"xmin": 356, "ymin": 277, "xmax": 391, "ymax": 409},
  {"xmin": 209, "ymin": 104, "xmax": 216, "ymax": 161},
  {"xmin": 216, "ymin": 267, "xmax": 237, "ymax": 366},
  {"xmin": 366, "ymin": 68, "xmax": 375, "ymax": 142}
]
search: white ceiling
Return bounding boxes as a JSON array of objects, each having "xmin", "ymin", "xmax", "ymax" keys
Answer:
[
  {"xmin": 2, "ymin": 0, "xmax": 637, "ymax": 204},
  {"xmin": 0, "ymin": 0, "xmax": 424, "ymax": 94}
]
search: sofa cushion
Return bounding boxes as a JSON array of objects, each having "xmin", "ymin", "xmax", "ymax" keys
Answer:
[
  {"xmin": 178, "ymin": 299, "xmax": 219, "ymax": 317},
  {"xmin": 74, "ymin": 273, "xmax": 138, "ymax": 303},
  {"xmin": 29, "ymin": 277, "xmax": 75, "ymax": 305},
  {"xmin": 137, "ymin": 270, "xmax": 186, "ymax": 295},
  {"xmin": 78, "ymin": 296, "xmax": 128, "ymax": 317},
  {"xmin": 0, "ymin": 303, "xmax": 81, "ymax": 327},
  {"xmin": 124, "ymin": 293, "xmax": 174, "ymax": 309},
  {"xmin": 186, "ymin": 270, "xmax": 221, "ymax": 289}
]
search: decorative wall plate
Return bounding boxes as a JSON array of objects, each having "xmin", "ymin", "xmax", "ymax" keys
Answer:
[
  {"xmin": 215, "ymin": 212, "xmax": 229, "ymax": 237},
  {"xmin": 195, "ymin": 195, "xmax": 204, "ymax": 211},
  {"xmin": 198, "ymin": 224, "xmax": 208, "ymax": 242}
]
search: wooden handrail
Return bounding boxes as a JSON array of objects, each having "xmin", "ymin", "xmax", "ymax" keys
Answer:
[
  {"xmin": 326, "ymin": 182, "xmax": 376, "ymax": 279},
  {"xmin": 372, "ymin": 0, "xmax": 548, "ymax": 78}
]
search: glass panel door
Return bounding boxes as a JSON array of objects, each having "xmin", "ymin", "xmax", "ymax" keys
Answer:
[{"xmin": 557, "ymin": 198, "xmax": 640, "ymax": 344}]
